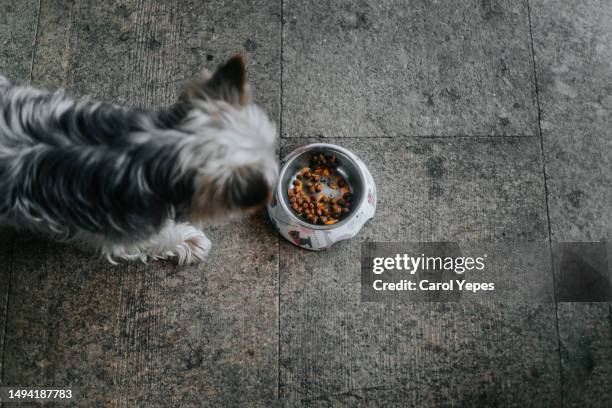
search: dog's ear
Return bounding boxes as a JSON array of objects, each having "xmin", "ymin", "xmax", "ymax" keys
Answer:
[{"xmin": 179, "ymin": 55, "xmax": 250, "ymax": 106}]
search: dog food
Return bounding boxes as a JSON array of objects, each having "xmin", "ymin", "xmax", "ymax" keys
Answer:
[{"xmin": 287, "ymin": 153, "xmax": 352, "ymax": 225}]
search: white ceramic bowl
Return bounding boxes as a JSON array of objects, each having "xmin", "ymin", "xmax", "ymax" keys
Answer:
[{"xmin": 267, "ymin": 143, "xmax": 377, "ymax": 250}]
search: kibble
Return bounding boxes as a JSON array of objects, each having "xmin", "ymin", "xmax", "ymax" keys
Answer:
[{"xmin": 286, "ymin": 152, "xmax": 353, "ymax": 225}]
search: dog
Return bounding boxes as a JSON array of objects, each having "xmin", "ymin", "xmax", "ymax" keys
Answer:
[{"xmin": 0, "ymin": 55, "xmax": 278, "ymax": 264}]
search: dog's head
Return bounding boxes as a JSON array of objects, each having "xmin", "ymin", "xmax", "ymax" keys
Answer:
[{"xmin": 176, "ymin": 55, "xmax": 278, "ymax": 220}]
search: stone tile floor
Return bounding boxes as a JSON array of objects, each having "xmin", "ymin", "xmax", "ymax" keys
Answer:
[{"xmin": 0, "ymin": 0, "xmax": 610, "ymax": 406}]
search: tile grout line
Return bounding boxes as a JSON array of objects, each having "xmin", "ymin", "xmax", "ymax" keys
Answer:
[
  {"xmin": 608, "ymin": 307, "xmax": 612, "ymax": 350},
  {"xmin": 277, "ymin": 0, "xmax": 284, "ymax": 400},
  {"xmin": 526, "ymin": 0, "xmax": 565, "ymax": 400},
  {"xmin": 280, "ymin": 134, "xmax": 540, "ymax": 140},
  {"xmin": 28, "ymin": 0, "xmax": 42, "ymax": 84}
]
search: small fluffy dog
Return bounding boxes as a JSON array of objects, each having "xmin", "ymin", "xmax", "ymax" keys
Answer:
[{"xmin": 0, "ymin": 55, "xmax": 278, "ymax": 264}]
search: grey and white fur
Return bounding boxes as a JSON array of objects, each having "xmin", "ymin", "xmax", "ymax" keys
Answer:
[{"xmin": 0, "ymin": 55, "xmax": 278, "ymax": 264}]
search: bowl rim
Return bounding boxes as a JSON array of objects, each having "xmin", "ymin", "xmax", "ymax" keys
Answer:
[{"xmin": 275, "ymin": 143, "xmax": 369, "ymax": 230}]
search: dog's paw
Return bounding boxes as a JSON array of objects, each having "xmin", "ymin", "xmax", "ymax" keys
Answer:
[
  {"xmin": 102, "ymin": 223, "xmax": 212, "ymax": 265},
  {"xmin": 168, "ymin": 224, "xmax": 212, "ymax": 265}
]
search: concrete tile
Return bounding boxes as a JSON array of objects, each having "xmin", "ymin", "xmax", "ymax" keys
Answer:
[
  {"xmin": 556, "ymin": 304, "xmax": 612, "ymax": 408},
  {"xmin": 0, "ymin": 229, "xmax": 14, "ymax": 382},
  {"xmin": 531, "ymin": 1, "xmax": 612, "ymax": 405},
  {"xmin": 531, "ymin": 0, "xmax": 612, "ymax": 246},
  {"xmin": 3, "ymin": 235, "xmax": 278, "ymax": 407},
  {"xmin": 531, "ymin": 0, "xmax": 612, "ymax": 242},
  {"xmin": 32, "ymin": 0, "xmax": 281, "ymax": 119},
  {"xmin": 282, "ymin": 0, "xmax": 538, "ymax": 138},
  {"xmin": 281, "ymin": 290, "xmax": 560, "ymax": 407},
  {"xmin": 278, "ymin": 137, "xmax": 560, "ymax": 405},
  {"xmin": 0, "ymin": 0, "xmax": 39, "ymax": 387},
  {"xmin": 3, "ymin": 0, "xmax": 281, "ymax": 406},
  {"xmin": 0, "ymin": 0, "xmax": 38, "ymax": 81}
]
